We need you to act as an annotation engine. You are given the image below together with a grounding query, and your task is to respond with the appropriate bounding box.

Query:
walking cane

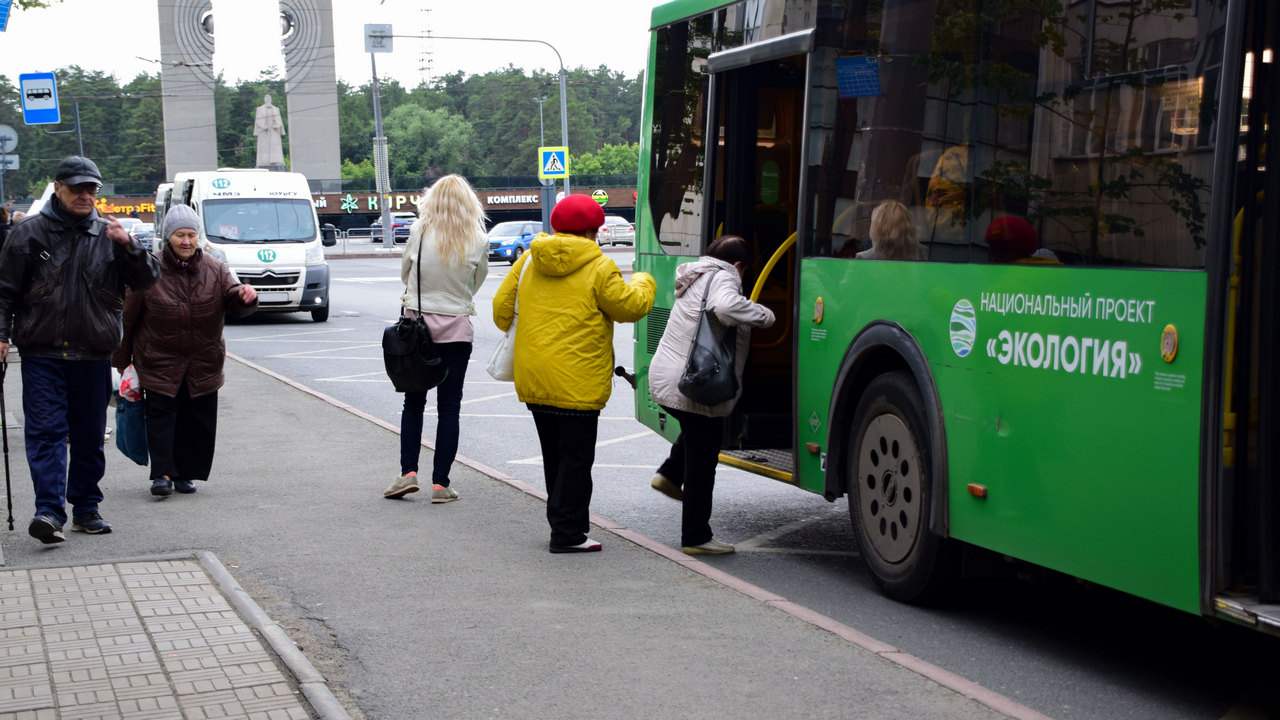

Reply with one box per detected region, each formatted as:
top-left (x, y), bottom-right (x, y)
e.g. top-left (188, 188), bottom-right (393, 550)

top-left (1, 358), bottom-right (12, 530)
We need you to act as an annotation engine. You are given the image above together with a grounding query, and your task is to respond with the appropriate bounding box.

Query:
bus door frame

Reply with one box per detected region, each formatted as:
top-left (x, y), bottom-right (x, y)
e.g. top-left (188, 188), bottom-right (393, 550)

top-left (703, 29), bottom-right (815, 459)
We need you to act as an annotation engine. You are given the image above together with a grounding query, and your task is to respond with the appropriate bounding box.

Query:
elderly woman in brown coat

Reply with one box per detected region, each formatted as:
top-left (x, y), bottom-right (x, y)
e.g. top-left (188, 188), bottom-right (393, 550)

top-left (112, 205), bottom-right (258, 497)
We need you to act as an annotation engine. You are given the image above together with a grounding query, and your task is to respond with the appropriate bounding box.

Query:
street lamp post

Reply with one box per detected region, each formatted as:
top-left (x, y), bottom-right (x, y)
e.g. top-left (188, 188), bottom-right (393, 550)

top-left (393, 34), bottom-right (571, 196)
top-left (534, 95), bottom-right (548, 146)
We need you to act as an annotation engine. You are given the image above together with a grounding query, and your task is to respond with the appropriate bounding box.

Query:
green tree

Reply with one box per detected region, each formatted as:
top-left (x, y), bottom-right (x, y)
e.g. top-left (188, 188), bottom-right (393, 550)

top-left (383, 104), bottom-right (473, 178)
top-left (341, 158), bottom-right (376, 179)
top-left (571, 143), bottom-right (640, 175)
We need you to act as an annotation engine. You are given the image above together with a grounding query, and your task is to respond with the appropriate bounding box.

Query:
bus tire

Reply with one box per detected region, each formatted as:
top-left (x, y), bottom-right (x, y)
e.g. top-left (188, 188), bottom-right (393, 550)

top-left (847, 370), bottom-right (948, 603)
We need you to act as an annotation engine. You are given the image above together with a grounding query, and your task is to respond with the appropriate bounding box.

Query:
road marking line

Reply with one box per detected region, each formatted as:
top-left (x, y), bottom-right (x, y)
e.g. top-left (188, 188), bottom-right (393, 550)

top-left (735, 512), bottom-right (846, 551)
top-left (461, 391), bottom-right (519, 405)
top-left (733, 547), bottom-right (860, 557)
top-left (510, 431), bottom-right (658, 464)
top-left (230, 328), bottom-right (355, 341)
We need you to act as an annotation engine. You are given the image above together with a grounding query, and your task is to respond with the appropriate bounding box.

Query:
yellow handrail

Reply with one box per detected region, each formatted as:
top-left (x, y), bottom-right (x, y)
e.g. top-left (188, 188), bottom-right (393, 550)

top-left (750, 231), bottom-right (797, 302)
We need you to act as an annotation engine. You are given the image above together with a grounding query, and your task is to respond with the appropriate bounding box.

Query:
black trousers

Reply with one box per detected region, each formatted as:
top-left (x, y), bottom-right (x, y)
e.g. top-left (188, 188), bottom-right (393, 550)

top-left (657, 406), bottom-right (724, 547)
top-left (145, 383), bottom-right (219, 483)
top-left (530, 406), bottom-right (599, 547)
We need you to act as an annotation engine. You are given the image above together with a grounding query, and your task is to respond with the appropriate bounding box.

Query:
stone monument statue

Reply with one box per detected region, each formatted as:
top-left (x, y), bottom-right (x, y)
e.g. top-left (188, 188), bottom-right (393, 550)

top-left (253, 94), bottom-right (287, 170)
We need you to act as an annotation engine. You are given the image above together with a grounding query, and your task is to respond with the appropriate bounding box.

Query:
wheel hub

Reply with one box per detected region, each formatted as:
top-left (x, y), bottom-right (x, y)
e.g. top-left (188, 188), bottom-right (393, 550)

top-left (856, 414), bottom-right (923, 564)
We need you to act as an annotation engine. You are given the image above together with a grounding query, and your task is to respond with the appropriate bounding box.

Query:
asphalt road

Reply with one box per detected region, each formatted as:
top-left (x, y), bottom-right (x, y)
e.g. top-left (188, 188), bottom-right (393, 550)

top-left (219, 246), bottom-right (1280, 720)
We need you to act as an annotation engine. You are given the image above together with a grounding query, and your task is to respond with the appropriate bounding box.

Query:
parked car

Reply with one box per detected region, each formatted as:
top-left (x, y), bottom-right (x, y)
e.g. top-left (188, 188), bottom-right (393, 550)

top-left (131, 222), bottom-right (155, 244)
top-left (370, 211), bottom-right (416, 243)
top-left (487, 220), bottom-right (542, 264)
top-left (116, 217), bottom-right (144, 237)
top-left (597, 215), bottom-right (635, 246)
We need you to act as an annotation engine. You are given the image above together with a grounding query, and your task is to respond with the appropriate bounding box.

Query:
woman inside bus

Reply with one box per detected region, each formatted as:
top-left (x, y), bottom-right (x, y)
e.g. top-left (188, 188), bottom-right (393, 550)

top-left (383, 175), bottom-right (490, 503)
top-left (647, 235), bottom-right (776, 555)
top-left (856, 200), bottom-right (927, 261)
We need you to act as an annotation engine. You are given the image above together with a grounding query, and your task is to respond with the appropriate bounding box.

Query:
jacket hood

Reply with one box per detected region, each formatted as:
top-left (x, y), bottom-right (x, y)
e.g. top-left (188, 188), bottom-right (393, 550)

top-left (529, 232), bottom-right (604, 277)
top-left (674, 256), bottom-right (738, 298)
top-left (40, 193), bottom-right (99, 231)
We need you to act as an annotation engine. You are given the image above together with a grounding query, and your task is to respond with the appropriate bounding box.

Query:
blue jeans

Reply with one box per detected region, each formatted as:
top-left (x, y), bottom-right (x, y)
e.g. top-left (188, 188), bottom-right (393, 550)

top-left (21, 357), bottom-right (111, 525)
top-left (399, 342), bottom-right (471, 486)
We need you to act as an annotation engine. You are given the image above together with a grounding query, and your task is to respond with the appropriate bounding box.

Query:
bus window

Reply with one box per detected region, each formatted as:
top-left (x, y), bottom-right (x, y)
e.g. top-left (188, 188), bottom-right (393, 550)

top-left (804, 0), bottom-right (1214, 268)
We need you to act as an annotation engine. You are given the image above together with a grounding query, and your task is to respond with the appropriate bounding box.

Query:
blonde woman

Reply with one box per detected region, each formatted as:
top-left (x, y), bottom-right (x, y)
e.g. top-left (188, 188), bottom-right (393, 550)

top-left (384, 175), bottom-right (489, 502)
top-left (856, 200), bottom-right (927, 261)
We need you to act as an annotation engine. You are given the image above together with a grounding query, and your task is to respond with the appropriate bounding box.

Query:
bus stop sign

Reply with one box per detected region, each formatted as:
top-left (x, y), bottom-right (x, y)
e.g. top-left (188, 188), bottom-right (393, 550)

top-left (19, 73), bottom-right (60, 125)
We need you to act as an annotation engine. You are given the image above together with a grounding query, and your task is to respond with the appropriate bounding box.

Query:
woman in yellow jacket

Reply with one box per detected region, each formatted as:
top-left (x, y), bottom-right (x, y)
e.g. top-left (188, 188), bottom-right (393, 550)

top-left (493, 195), bottom-right (655, 553)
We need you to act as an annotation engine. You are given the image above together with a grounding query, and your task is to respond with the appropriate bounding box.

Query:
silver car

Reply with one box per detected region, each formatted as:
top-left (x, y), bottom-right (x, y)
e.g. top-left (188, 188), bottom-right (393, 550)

top-left (597, 215), bottom-right (635, 246)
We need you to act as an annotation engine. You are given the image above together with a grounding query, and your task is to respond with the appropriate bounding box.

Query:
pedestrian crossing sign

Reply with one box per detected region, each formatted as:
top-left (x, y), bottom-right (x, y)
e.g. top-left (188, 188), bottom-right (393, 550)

top-left (538, 146), bottom-right (568, 180)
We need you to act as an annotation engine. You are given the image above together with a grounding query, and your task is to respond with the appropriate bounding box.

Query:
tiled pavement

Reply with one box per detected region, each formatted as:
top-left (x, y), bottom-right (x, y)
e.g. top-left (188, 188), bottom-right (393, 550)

top-left (0, 558), bottom-right (312, 720)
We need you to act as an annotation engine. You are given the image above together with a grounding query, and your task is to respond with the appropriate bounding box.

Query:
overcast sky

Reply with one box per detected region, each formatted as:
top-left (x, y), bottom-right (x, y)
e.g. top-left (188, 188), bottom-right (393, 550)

top-left (0, 0), bottom-right (663, 86)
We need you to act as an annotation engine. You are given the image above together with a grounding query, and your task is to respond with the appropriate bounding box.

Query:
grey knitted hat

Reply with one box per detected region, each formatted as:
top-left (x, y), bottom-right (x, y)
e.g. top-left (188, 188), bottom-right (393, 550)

top-left (163, 204), bottom-right (201, 240)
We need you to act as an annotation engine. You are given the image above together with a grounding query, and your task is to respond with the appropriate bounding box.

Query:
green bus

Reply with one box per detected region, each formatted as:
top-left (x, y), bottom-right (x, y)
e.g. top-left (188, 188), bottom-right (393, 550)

top-left (631, 0), bottom-right (1278, 633)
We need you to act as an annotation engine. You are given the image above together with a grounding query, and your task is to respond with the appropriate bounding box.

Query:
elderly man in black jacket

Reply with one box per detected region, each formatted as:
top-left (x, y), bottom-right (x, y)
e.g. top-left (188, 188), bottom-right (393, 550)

top-left (0, 156), bottom-right (161, 544)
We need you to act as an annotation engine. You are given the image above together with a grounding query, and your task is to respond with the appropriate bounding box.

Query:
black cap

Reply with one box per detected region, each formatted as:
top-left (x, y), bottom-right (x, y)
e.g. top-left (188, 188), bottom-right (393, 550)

top-left (55, 156), bottom-right (102, 187)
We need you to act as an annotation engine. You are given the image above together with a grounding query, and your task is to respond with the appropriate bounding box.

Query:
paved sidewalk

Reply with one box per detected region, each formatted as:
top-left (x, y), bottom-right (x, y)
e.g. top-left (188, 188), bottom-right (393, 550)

top-left (0, 350), bottom-right (1049, 720)
top-left (0, 557), bottom-right (312, 720)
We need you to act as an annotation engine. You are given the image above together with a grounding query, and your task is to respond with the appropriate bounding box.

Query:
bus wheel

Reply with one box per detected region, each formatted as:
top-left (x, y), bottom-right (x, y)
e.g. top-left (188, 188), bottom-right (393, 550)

top-left (847, 371), bottom-right (947, 603)
top-left (311, 305), bottom-right (330, 322)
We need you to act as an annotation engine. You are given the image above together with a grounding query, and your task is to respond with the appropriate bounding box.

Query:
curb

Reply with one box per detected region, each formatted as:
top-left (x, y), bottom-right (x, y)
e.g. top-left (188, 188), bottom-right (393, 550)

top-left (228, 352), bottom-right (1051, 720)
top-left (197, 550), bottom-right (352, 720)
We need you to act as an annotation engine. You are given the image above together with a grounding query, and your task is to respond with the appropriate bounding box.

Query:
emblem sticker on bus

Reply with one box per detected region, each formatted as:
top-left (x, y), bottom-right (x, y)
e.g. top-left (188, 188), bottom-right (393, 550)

top-left (949, 299), bottom-right (976, 357)
top-left (258, 249), bottom-right (276, 262)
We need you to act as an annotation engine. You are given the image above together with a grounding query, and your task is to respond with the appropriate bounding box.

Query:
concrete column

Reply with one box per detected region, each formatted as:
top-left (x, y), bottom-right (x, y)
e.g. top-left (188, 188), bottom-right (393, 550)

top-left (280, 0), bottom-right (342, 188)
top-left (158, 0), bottom-right (219, 179)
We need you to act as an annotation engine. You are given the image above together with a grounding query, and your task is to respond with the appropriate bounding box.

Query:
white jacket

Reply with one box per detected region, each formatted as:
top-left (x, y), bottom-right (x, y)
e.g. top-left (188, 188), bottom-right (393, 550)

top-left (648, 257), bottom-right (775, 417)
top-left (401, 227), bottom-right (489, 316)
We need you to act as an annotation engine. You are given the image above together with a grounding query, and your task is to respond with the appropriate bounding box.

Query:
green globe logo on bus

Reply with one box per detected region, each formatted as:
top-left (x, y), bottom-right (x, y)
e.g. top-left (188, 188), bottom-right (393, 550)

top-left (258, 249), bottom-right (276, 262)
top-left (949, 299), bottom-right (976, 357)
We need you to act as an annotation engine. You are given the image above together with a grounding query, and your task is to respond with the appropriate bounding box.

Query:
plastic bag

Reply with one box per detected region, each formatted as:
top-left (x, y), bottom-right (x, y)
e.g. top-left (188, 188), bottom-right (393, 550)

top-left (119, 364), bottom-right (143, 402)
top-left (115, 394), bottom-right (149, 466)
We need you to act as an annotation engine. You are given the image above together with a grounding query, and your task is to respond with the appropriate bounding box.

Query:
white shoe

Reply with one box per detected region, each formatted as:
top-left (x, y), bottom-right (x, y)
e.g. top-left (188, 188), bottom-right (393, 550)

top-left (431, 484), bottom-right (459, 503)
top-left (683, 538), bottom-right (735, 555)
top-left (384, 473), bottom-right (420, 499)
top-left (550, 537), bottom-right (602, 553)
top-left (651, 473), bottom-right (683, 501)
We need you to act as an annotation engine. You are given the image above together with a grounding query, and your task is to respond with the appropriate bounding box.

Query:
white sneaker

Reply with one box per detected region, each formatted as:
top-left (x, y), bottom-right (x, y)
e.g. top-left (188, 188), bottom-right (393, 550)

top-left (651, 473), bottom-right (684, 502)
top-left (683, 538), bottom-right (735, 555)
top-left (431, 484), bottom-right (459, 503)
top-left (384, 473), bottom-right (420, 499)
top-left (549, 537), bottom-right (602, 554)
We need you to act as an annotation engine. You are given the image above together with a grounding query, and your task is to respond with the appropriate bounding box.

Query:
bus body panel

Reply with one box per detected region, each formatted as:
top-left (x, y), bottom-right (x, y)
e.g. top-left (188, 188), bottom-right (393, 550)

top-left (798, 260), bottom-right (1205, 613)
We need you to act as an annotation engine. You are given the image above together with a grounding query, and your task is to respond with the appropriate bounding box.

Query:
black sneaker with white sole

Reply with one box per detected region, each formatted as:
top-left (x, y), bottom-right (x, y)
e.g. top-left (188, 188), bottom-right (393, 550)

top-left (28, 514), bottom-right (65, 544)
top-left (70, 511), bottom-right (113, 534)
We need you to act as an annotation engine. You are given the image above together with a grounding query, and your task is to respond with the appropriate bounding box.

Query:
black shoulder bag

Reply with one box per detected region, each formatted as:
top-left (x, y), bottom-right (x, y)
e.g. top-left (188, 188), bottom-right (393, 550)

top-left (382, 236), bottom-right (448, 393)
top-left (677, 269), bottom-right (739, 406)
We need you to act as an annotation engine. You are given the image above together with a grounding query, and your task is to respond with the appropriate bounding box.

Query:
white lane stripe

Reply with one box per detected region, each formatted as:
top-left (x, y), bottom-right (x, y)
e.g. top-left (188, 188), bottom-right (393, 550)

top-left (510, 430), bottom-right (656, 465)
top-left (230, 328), bottom-right (354, 341)
top-left (735, 513), bottom-right (842, 551)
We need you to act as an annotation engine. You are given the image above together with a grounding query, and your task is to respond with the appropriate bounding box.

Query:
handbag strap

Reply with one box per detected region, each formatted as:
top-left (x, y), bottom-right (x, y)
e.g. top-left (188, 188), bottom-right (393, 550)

top-left (513, 257), bottom-right (530, 319)
top-left (698, 268), bottom-right (720, 312)
top-left (416, 229), bottom-right (423, 315)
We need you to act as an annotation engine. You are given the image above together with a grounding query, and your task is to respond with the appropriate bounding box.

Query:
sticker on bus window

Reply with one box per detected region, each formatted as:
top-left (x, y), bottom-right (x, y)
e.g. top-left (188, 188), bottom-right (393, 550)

top-left (836, 56), bottom-right (882, 98)
top-left (217, 225), bottom-right (240, 239)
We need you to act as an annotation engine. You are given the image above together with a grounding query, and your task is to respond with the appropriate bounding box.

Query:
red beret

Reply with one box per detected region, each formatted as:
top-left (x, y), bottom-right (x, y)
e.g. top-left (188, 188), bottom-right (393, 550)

top-left (985, 216), bottom-right (1038, 259)
top-left (551, 194), bottom-right (606, 235)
